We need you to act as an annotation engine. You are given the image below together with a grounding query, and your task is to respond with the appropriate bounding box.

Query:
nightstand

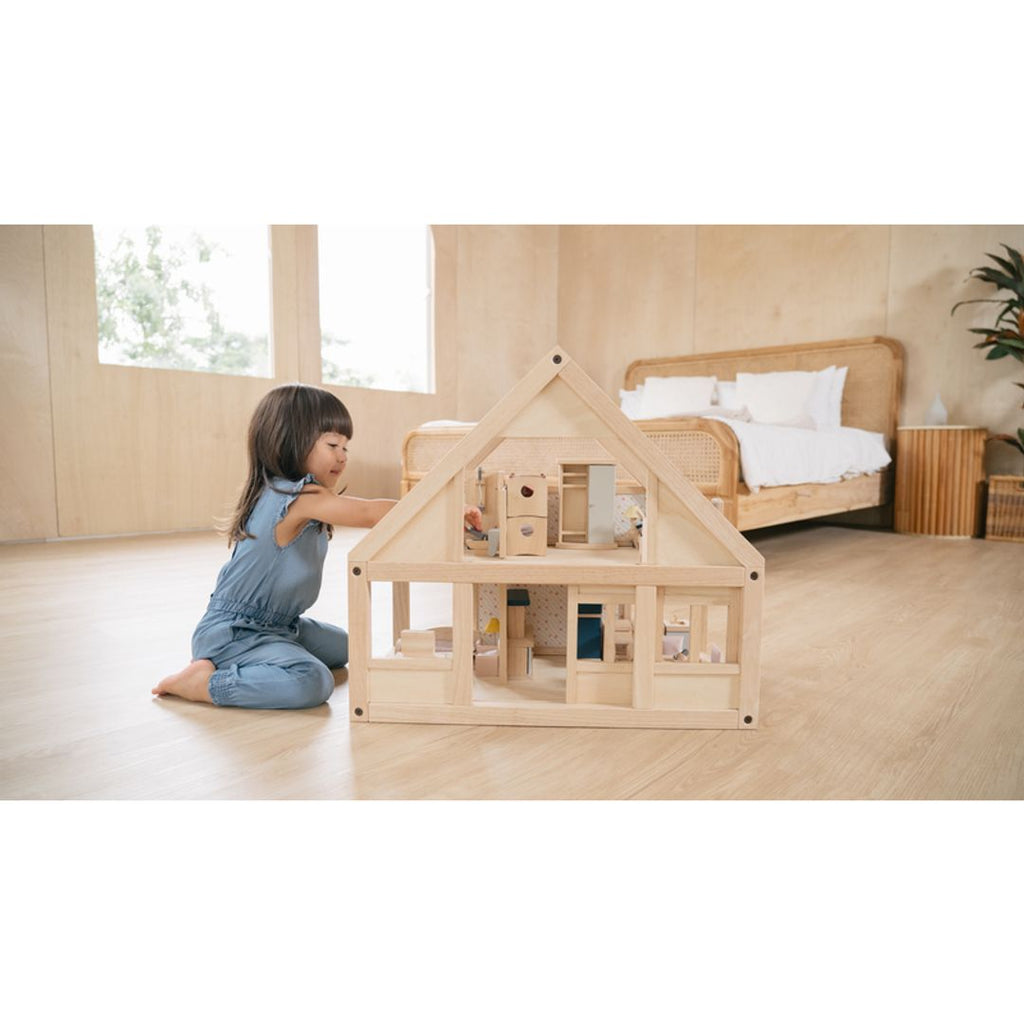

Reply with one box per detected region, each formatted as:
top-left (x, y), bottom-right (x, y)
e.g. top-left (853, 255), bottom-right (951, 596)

top-left (894, 426), bottom-right (987, 537)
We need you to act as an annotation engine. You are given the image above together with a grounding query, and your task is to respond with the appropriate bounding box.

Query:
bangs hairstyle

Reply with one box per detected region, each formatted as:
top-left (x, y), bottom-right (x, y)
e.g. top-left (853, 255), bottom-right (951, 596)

top-left (225, 383), bottom-right (353, 544)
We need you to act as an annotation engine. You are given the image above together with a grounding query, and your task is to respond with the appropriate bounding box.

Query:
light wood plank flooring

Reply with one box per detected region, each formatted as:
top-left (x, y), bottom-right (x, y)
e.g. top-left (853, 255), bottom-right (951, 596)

top-left (1, 523), bottom-right (1022, 799)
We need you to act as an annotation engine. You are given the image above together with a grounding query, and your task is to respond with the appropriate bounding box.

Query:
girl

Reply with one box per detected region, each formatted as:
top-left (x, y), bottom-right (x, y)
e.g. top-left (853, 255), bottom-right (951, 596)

top-left (153, 383), bottom-right (481, 709)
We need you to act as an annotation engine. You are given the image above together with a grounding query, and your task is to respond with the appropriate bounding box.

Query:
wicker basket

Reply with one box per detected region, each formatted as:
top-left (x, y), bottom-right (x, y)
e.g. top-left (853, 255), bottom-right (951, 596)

top-left (985, 476), bottom-right (1024, 542)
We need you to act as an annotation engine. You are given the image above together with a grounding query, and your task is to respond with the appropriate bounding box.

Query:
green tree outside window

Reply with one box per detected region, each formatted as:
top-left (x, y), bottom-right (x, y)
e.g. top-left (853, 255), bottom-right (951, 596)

top-left (94, 226), bottom-right (272, 377)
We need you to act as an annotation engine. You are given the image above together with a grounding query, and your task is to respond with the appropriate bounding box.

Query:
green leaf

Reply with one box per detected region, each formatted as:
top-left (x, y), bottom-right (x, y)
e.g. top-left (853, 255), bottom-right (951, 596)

top-left (970, 266), bottom-right (1024, 300)
top-left (951, 297), bottom-right (1004, 316)
top-left (1001, 244), bottom-right (1024, 277)
top-left (989, 431), bottom-right (1024, 452)
top-left (984, 252), bottom-right (1019, 277)
top-left (997, 298), bottom-right (1023, 320)
top-left (969, 328), bottom-right (1024, 346)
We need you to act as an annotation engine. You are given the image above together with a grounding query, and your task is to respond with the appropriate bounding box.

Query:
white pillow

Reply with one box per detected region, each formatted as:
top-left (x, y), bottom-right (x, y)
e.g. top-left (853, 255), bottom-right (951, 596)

top-left (715, 380), bottom-right (742, 411)
top-left (807, 365), bottom-right (848, 431)
top-left (804, 367), bottom-right (836, 430)
top-left (824, 365), bottom-right (848, 430)
top-left (619, 386), bottom-right (645, 419)
top-left (636, 375), bottom-right (717, 419)
top-left (736, 367), bottom-right (838, 430)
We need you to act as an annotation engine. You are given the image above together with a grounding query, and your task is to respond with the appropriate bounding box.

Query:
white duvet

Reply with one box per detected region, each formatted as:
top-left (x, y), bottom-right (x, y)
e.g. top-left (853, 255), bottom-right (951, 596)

top-left (706, 418), bottom-right (891, 492)
top-left (419, 418), bottom-right (892, 493)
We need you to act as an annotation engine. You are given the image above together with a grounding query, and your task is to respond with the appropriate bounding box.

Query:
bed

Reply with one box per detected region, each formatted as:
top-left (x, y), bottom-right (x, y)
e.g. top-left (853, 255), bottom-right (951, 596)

top-left (400, 336), bottom-right (904, 532)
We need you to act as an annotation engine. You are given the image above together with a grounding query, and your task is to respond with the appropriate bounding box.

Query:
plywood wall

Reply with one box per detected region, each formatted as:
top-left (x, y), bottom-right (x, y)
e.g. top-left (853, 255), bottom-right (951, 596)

top-left (0, 227), bottom-right (58, 539)
top-left (3, 222), bottom-right (1023, 541)
top-left (555, 224), bottom-right (1024, 476)
top-left (889, 225), bottom-right (1024, 476)
top-left (693, 225), bottom-right (892, 349)
top-left (557, 225), bottom-right (697, 398)
top-left (452, 225), bottom-right (559, 420)
top-left (0, 225), bottom-right (451, 542)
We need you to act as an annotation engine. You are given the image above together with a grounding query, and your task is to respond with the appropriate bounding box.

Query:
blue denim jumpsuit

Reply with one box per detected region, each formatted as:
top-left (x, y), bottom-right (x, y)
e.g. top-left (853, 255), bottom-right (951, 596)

top-left (191, 474), bottom-right (348, 709)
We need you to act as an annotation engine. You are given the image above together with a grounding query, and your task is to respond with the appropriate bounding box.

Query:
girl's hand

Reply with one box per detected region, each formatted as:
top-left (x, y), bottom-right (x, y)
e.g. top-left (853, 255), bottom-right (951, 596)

top-left (463, 506), bottom-right (483, 532)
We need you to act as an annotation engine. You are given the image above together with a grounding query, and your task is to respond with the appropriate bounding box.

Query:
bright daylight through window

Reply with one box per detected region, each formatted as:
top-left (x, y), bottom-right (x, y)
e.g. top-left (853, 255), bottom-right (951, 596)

top-left (93, 226), bottom-right (272, 377)
top-left (318, 226), bottom-right (434, 392)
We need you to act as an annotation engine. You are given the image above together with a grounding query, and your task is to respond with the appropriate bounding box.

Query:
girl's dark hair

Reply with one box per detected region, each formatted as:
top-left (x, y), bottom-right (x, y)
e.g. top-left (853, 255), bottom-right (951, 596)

top-left (225, 383), bottom-right (353, 544)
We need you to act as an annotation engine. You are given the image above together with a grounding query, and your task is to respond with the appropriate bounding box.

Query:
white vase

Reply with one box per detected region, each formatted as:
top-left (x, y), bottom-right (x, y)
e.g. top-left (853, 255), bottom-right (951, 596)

top-left (925, 393), bottom-right (948, 426)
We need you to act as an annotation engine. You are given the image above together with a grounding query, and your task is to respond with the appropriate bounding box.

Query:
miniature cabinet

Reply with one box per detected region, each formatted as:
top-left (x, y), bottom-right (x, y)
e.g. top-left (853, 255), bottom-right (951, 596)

top-left (557, 462), bottom-right (616, 548)
top-left (499, 473), bottom-right (548, 557)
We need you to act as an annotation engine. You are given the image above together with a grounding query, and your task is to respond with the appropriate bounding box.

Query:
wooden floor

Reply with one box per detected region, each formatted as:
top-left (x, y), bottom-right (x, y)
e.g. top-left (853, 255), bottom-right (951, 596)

top-left (1, 521), bottom-right (1022, 799)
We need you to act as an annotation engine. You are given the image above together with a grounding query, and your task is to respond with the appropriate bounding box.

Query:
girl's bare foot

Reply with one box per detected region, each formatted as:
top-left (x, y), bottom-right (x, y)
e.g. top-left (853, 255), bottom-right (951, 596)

top-left (152, 659), bottom-right (216, 703)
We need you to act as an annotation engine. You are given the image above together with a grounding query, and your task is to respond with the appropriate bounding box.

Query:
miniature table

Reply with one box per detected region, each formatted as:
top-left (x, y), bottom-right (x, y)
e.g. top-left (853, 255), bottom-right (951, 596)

top-left (894, 426), bottom-right (987, 537)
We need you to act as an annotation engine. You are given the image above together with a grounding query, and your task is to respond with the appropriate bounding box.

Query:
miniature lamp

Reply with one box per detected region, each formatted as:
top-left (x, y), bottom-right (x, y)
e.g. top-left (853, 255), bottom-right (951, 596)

top-left (484, 617), bottom-right (501, 644)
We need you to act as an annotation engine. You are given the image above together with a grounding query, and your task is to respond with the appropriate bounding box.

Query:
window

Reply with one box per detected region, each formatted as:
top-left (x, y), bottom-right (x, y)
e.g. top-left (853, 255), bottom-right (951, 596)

top-left (317, 226), bottom-right (434, 392)
top-left (93, 225), bottom-right (272, 377)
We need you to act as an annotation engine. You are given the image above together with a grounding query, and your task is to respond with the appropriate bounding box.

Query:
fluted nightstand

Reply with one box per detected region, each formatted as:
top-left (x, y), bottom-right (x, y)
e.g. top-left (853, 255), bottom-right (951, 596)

top-left (894, 426), bottom-right (987, 537)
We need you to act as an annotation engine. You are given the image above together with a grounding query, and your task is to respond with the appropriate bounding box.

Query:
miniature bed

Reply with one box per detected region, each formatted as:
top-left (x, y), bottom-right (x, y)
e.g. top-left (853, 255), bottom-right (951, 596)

top-left (401, 336), bottom-right (904, 532)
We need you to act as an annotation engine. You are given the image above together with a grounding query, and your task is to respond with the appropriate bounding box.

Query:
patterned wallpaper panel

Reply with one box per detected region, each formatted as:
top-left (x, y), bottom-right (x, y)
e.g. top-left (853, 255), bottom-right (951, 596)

top-left (478, 583), bottom-right (568, 648)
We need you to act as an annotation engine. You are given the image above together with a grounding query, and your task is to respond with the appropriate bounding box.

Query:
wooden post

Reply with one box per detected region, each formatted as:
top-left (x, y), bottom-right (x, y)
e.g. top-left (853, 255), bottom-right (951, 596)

top-left (392, 581), bottom-right (410, 648)
top-left (348, 561), bottom-right (371, 722)
top-left (498, 583), bottom-right (508, 685)
top-left (566, 585), bottom-right (579, 703)
top-left (452, 583), bottom-right (474, 705)
top-left (688, 605), bottom-right (708, 663)
top-left (633, 586), bottom-right (656, 709)
top-left (737, 573), bottom-right (763, 728)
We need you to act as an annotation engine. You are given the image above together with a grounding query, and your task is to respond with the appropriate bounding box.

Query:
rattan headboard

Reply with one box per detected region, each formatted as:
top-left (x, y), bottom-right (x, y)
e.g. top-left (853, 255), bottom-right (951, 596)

top-left (624, 336), bottom-right (904, 445)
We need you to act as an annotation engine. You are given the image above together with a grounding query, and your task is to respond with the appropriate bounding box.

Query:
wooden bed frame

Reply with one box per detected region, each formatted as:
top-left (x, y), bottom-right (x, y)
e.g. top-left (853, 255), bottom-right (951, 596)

top-left (401, 336), bottom-right (904, 532)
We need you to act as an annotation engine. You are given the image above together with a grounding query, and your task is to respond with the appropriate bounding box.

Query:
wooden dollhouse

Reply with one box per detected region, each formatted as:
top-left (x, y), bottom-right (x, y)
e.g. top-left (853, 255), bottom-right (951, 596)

top-left (347, 347), bottom-right (765, 729)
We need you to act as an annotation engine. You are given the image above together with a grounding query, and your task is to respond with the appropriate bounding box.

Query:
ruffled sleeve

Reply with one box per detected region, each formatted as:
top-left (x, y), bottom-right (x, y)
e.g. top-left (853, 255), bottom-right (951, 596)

top-left (274, 473), bottom-right (318, 525)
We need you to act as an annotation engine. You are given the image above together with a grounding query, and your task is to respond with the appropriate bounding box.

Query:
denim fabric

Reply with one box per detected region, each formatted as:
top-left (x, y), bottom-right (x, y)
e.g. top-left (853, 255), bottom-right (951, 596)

top-left (190, 476), bottom-right (347, 709)
top-left (194, 611), bottom-right (348, 709)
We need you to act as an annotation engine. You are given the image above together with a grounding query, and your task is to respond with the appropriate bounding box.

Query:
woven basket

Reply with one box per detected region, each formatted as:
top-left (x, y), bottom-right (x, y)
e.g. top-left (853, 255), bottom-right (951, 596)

top-left (985, 476), bottom-right (1024, 542)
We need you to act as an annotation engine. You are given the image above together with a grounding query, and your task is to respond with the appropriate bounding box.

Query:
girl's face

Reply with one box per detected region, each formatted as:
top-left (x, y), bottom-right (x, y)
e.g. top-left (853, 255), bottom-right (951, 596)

top-left (305, 432), bottom-right (349, 486)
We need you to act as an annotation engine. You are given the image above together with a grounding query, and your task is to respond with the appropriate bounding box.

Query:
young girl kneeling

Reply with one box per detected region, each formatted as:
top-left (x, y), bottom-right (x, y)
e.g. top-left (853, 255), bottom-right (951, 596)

top-left (153, 383), bottom-right (480, 709)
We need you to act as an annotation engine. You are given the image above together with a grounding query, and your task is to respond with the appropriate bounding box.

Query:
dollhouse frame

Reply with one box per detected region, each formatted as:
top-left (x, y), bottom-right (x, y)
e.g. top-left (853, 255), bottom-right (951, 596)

top-left (347, 347), bottom-right (765, 729)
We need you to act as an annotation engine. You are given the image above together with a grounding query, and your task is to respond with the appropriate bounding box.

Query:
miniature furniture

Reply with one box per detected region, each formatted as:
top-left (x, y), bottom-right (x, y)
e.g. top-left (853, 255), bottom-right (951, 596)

top-left (349, 347), bottom-right (765, 730)
top-left (399, 630), bottom-right (437, 658)
top-left (557, 462), bottom-right (616, 548)
top-left (894, 426), bottom-right (987, 537)
top-left (576, 603), bottom-right (603, 659)
top-left (663, 617), bottom-right (689, 659)
top-left (506, 588), bottom-right (534, 676)
top-left (610, 605), bottom-right (634, 660)
top-left (499, 473), bottom-right (548, 557)
top-left (400, 336), bottom-right (904, 531)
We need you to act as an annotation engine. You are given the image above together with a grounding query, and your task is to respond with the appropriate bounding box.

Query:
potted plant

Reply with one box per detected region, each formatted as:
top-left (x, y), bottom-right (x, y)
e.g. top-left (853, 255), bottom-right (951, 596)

top-left (951, 242), bottom-right (1024, 539)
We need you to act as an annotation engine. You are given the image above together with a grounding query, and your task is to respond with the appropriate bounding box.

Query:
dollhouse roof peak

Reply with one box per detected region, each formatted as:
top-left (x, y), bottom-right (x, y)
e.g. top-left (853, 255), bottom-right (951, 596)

top-left (350, 346), bottom-right (763, 569)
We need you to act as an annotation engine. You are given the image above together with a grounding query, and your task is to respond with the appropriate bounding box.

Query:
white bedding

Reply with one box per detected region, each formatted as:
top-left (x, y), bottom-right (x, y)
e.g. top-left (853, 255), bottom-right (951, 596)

top-left (705, 417), bottom-right (891, 492)
top-left (418, 418), bottom-right (892, 493)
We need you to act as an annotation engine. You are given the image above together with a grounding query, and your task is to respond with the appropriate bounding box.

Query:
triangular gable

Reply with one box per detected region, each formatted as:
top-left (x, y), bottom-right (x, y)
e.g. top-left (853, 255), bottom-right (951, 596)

top-left (351, 349), bottom-right (565, 563)
top-left (553, 357), bottom-right (762, 568)
top-left (351, 347), bottom-right (763, 570)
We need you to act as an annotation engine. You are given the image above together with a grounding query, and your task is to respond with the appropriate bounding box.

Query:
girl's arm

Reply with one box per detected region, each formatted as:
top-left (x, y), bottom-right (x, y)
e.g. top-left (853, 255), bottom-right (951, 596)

top-left (292, 486), bottom-right (397, 529)
top-left (286, 485), bottom-right (483, 533)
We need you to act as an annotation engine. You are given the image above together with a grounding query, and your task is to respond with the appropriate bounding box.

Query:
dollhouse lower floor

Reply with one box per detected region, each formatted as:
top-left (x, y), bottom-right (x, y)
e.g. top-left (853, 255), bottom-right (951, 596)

top-left (358, 574), bottom-right (756, 729)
